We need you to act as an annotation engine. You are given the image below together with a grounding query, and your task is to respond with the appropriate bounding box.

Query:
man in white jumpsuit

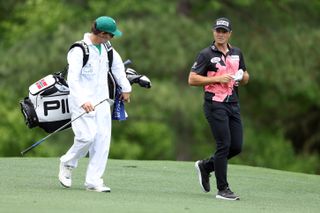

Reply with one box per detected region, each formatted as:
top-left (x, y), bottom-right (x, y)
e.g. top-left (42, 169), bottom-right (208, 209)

top-left (59, 16), bottom-right (131, 192)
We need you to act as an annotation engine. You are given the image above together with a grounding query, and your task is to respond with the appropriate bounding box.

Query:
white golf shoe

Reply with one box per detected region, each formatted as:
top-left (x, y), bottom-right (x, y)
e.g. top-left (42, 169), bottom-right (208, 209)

top-left (58, 162), bottom-right (73, 188)
top-left (86, 185), bottom-right (111, 193)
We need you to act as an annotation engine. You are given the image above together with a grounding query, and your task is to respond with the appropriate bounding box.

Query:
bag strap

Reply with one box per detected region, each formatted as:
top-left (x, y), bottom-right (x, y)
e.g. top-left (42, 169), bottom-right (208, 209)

top-left (63, 41), bottom-right (113, 76)
top-left (63, 40), bottom-right (116, 99)
top-left (69, 40), bottom-right (90, 67)
top-left (61, 41), bottom-right (90, 77)
top-left (103, 41), bottom-right (116, 99)
top-left (103, 41), bottom-right (113, 72)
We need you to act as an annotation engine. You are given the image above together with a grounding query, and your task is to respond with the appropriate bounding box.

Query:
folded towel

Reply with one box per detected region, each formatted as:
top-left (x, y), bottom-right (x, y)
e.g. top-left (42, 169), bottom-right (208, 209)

top-left (233, 69), bottom-right (244, 81)
top-left (112, 85), bottom-right (127, 120)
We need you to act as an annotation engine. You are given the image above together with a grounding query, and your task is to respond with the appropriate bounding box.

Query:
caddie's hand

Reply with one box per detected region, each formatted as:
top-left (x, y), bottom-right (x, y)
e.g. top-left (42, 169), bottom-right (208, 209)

top-left (120, 92), bottom-right (131, 103)
top-left (218, 74), bottom-right (234, 83)
top-left (82, 102), bottom-right (94, 113)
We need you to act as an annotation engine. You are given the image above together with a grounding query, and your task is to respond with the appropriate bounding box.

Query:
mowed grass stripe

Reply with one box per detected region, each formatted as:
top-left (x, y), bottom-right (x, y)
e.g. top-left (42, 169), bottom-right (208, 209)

top-left (0, 158), bottom-right (319, 213)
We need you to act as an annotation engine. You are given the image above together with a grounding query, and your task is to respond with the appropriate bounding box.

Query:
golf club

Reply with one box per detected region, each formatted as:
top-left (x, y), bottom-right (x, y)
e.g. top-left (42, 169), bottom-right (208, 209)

top-left (123, 59), bottom-right (132, 66)
top-left (20, 98), bottom-right (113, 156)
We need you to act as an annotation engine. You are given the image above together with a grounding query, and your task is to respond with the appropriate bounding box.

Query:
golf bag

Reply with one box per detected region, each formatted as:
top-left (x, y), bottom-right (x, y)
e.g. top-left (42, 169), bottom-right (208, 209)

top-left (20, 41), bottom-right (151, 133)
top-left (20, 73), bottom-right (71, 133)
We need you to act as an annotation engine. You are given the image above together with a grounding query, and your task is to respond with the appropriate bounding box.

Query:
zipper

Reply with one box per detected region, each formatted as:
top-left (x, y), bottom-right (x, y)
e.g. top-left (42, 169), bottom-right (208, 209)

top-left (40, 93), bottom-right (69, 98)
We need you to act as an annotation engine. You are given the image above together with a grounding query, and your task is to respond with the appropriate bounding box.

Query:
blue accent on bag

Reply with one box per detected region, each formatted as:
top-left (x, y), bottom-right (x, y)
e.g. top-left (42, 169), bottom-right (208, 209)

top-left (112, 86), bottom-right (127, 120)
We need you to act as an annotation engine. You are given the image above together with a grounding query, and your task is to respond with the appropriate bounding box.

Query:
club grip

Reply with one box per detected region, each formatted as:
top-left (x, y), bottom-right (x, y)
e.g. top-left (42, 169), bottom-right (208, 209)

top-left (123, 59), bottom-right (132, 66)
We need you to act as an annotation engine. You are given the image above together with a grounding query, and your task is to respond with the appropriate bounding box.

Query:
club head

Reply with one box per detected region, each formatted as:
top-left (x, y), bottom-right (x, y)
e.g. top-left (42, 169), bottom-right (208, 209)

top-left (106, 99), bottom-right (114, 106)
top-left (126, 68), bottom-right (138, 76)
top-left (125, 68), bottom-right (151, 88)
top-left (127, 74), bottom-right (141, 84)
top-left (138, 76), bottom-right (152, 88)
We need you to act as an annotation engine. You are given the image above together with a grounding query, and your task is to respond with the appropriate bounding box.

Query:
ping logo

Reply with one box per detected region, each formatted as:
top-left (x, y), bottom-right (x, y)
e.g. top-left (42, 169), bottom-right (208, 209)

top-left (43, 99), bottom-right (70, 116)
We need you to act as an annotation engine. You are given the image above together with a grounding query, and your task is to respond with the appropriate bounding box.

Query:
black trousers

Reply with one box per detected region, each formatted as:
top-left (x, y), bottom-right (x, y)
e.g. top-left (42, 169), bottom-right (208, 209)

top-left (203, 100), bottom-right (243, 191)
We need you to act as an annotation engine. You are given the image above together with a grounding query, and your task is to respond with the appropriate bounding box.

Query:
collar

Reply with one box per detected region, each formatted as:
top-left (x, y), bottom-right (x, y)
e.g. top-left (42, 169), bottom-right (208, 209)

top-left (211, 41), bottom-right (232, 52)
top-left (83, 33), bottom-right (93, 45)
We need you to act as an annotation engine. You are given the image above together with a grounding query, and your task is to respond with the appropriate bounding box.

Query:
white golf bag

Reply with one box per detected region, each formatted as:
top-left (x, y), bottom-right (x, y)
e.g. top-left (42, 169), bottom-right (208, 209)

top-left (20, 65), bottom-right (151, 133)
top-left (20, 73), bottom-right (71, 133)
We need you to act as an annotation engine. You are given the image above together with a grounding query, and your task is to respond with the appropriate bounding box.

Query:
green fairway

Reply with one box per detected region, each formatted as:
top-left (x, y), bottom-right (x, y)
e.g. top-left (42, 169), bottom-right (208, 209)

top-left (0, 158), bottom-right (319, 213)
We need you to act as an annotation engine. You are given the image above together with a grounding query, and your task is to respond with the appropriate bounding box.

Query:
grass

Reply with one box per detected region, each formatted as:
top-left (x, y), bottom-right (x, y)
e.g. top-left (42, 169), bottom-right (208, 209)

top-left (0, 158), bottom-right (319, 213)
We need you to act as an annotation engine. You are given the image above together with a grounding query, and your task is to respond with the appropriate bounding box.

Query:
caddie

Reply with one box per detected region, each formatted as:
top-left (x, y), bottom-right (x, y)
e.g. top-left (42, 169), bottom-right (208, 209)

top-left (58, 16), bottom-right (131, 192)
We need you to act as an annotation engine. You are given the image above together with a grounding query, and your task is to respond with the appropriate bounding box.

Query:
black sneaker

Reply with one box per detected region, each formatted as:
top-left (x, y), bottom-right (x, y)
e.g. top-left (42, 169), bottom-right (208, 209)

top-left (216, 187), bottom-right (240, 201)
top-left (195, 160), bottom-right (211, 192)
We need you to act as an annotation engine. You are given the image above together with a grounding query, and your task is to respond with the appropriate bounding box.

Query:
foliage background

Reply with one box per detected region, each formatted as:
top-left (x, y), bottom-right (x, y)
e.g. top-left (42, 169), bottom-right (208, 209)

top-left (0, 0), bottom-right (319, 174)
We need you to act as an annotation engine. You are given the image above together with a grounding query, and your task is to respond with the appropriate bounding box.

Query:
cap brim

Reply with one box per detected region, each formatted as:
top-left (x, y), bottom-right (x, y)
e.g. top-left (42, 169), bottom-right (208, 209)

top-left (112, 29), bottom-right (122, 37)
top-left (214, 26), bottom-right (231, 32)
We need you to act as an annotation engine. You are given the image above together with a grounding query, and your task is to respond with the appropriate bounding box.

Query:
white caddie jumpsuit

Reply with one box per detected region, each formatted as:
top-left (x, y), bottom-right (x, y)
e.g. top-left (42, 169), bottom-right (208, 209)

top-left (60, 33), bottom-right (131, 188)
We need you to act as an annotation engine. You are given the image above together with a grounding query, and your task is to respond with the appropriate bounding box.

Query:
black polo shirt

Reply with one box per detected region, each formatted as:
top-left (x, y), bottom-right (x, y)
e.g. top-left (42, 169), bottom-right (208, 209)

top-left (191, 42), bottom-right (246, 103)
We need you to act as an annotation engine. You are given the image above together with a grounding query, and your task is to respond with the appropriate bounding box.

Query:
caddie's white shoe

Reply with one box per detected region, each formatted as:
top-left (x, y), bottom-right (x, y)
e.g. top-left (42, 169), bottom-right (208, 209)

top-left (86, 185), bottom-right (111, 193)
top-left (58, 162), bottom-right (73, 188)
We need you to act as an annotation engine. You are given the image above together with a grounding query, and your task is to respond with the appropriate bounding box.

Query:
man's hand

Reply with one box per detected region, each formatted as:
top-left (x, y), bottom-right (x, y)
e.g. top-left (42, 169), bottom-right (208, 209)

top-left (217, 74), bottom-right (234, 83)
top-left (239, 71), bottom-right (249, 85)
top-left (120, 92), bottom-right (131, 103)
top-left (81, 102), bottom-right (94, 113)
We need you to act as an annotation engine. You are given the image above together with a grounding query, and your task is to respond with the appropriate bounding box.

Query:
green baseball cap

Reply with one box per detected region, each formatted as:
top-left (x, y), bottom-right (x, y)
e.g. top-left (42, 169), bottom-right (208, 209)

top-left (95, 16), bottom-right (122, 37)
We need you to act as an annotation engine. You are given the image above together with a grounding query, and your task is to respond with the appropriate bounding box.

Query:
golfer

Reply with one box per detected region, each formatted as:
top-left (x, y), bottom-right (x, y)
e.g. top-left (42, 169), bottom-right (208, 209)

top-left (188, 17), bottom-right (249, 200)
top-left (58, 16), bottom-right (131, 192)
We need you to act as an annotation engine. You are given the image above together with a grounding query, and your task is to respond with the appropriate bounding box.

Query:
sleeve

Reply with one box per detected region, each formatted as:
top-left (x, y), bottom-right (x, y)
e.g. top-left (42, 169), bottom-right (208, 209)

top-left (191, 52), bottom-right (209, 76)
top-left (66, 47), bottom-right (87, 107)
top-left (110, 49), bottom-right (132, 93)
top-left (239, 51), bottom-right (247, 71)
